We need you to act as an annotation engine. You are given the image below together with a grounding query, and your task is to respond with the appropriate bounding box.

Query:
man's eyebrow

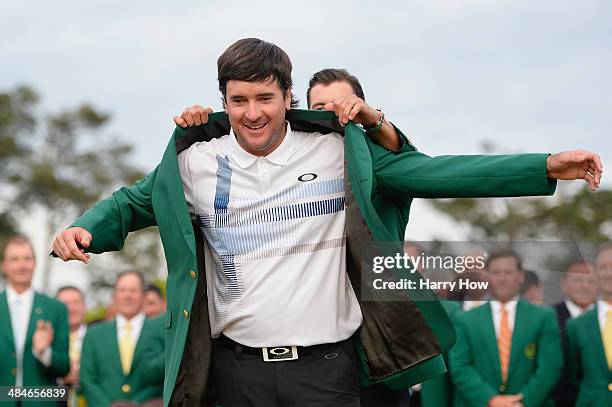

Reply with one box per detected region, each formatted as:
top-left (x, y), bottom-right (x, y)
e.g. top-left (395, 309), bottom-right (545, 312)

top-left (257, 92), bottom-right (276, 98)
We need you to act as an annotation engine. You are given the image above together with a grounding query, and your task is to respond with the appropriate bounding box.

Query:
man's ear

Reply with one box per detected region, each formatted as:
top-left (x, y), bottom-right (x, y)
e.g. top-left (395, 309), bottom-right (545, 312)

top-left (221, 96), bottom-right (227, 111)
top-left (284, 88), bottom-right (292, 110)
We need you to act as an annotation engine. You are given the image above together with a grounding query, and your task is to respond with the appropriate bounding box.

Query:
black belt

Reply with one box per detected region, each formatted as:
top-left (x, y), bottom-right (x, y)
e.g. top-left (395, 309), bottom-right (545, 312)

top-left (218, 334), bottom-right (345, 360)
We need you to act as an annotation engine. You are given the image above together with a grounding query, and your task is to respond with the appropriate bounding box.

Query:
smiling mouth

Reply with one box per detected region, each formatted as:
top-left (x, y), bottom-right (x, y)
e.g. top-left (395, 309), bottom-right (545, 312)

top-left (245, 123), bottom-right (267, 131)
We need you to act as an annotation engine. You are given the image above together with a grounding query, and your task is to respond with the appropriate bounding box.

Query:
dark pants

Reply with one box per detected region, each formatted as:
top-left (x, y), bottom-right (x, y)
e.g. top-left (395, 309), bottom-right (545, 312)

top-left (213, 338), bottom-right (360, 407)
top-left (360, 384), bottom-right (411, 407)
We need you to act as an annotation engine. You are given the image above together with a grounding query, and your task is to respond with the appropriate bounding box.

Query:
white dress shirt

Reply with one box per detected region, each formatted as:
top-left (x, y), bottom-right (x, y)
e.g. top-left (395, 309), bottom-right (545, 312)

top-left (463, 300), bottom-right (486, 312)
top-left (565, 299), bottom-right (593, 319)
top-left (6, 285), bottom-right (51, 386)
top-left (115, 312), bottom-right (146, 347)
top-left (597, 299), bottom-right (612, 332)
top-left (490, 297), bottom-right (519, 338)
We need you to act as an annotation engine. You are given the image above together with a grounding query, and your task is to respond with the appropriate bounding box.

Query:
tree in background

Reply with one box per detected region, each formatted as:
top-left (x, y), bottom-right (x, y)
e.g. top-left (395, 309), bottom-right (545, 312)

top-left (0, 86), bottom-right (38, 241)
top-left (1, 85), bottom-right (164, 296)
top-left (429, 141), bottom-right (611, 242)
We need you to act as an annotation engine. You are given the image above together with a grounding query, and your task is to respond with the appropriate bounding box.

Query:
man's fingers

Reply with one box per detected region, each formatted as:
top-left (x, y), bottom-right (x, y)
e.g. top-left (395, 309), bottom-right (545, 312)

top-left (67, 236), bottom-right (89, 263)
top-left (323, 102), bottom-right (336, 112)
top-left (584, 172), bottom-right (598, 191)
top-left (54, 237), bottom-right (72, 261)
top-left (79, 230), bottom-right (92, 248)
top-left (348, 103), bottom-right (362, 122)
top-left (173, 116), bottom-right (188, 128)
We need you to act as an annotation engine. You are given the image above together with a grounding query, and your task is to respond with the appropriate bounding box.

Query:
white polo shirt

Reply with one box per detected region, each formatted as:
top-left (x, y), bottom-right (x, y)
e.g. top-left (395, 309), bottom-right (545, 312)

top-left (178, 122), bottom-right (363, 347)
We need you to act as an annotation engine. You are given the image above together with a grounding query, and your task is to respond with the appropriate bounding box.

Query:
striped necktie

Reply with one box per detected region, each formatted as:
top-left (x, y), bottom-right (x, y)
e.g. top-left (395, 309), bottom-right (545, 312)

top-left (498, 304), bottom-right (512, 383)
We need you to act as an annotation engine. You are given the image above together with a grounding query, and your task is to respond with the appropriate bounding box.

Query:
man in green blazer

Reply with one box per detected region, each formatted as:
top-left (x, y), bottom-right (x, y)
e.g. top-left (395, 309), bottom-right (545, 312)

top-left (450, 250), bottom-right (563, 407)
top-left (0, 235), bottom-right (70, 407)
top-left (566, 243), bottom-right (612, 407)
top-left (80, 271), bottom-right (163, 406)
top-left (52, 38), bottom-right (601, 406)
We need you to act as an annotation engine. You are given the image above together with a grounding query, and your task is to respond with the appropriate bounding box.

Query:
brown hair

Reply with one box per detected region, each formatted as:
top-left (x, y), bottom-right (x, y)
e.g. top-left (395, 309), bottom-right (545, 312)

top-left (114, 270), bottom-right (145, 292)
top-left (1, 235), bottom-right (35, 262)
top-left (306, 68), bottom-right (366, 108)
top-left (485, 249), bottom-right (523, 271)
top-left (217, 38), bottom-right (298, 108)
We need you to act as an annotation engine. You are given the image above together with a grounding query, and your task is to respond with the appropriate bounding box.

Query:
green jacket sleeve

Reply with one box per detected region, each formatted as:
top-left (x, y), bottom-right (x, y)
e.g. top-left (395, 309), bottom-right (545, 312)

top-left (519, 308), bottom-right (563, 407)
top-left (79, 330), bottom-right (111, 406)
top-left (48, 301), bottom-right (70, 377)
top-left (372, 149), bottom-right (557, 199)
top-left (449, 314), bottom-right (498, 406)
top-left (72, 166), bottom-right (159, 254)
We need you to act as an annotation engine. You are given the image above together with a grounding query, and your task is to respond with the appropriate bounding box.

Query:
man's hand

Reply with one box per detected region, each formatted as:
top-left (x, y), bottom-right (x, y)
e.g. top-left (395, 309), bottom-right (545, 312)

top-left (173, 105), bottom-right (213, 128)
top-left (63, 360), bottom-right (80, 385)
top-left (546, 150), bottom-right (603, 191)
top-left (52, 227), bottom-right (92, 263)
top-left (33, 320), bottom-right (54, 356)
top-left (323, 96), bottom-right (401, 151)
top-left (488, 394), bottom-right (524, 407)
top-left (323, 95), bottom-right (380, 126)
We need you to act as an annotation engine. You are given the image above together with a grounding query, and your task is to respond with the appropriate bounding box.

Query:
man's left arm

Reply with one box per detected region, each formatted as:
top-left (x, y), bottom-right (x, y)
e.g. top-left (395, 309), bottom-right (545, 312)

top-left (372, 145), bottom-right (601, 198)
top-left (517, 309), bottom-right (563, 407)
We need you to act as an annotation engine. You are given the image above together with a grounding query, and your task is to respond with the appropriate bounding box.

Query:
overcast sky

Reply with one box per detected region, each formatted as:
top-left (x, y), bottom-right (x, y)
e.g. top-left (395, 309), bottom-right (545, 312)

top-left (1, 1), bottom-right (610, 292)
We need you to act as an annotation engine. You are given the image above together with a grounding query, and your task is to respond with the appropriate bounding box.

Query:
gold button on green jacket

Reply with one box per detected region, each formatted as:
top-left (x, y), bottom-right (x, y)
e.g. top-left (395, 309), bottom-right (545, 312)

top-left (69, 109), bottom-right (556, 406)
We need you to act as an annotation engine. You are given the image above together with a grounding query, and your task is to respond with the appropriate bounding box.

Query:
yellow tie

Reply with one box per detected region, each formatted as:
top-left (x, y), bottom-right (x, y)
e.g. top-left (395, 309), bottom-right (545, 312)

top-left (498, 305), bottom-right (512, 383)
top-left (69, 331), bottom-right (79, 363)
top-left (119, 321), bottom-right (134, 375)
top-left (603, 310), bottom-right (612, 369)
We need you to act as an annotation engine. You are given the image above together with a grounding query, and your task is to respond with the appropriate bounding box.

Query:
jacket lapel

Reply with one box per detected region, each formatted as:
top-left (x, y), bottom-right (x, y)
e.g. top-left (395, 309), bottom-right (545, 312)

top-left (507, 300), bottom-right (528, 382)
top-left (109, 320), bottom-right (124, 376)
top-left (481, 303), bottom-right (502, 383)
top-left (0, 292), bottom-right (15, 352)
top-left (130, 318), bottom-right (148, 374)
top-left (24, 293), bottom-right (44, 350)
top-left (588, 306), bottom-right (610, 375)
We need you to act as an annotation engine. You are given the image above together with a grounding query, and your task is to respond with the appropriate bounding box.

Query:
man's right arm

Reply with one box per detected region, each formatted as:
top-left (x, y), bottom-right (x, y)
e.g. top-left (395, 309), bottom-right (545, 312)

top-left (53, 166), bottom-right (159, 261)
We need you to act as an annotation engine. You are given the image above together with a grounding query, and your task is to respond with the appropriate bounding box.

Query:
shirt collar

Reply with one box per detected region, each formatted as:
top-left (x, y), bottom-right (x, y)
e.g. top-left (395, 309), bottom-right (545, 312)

top-left (116, 312), bottom-right (145, 330)
top-left (229, 121), bottom-right (294, 169)
top-left (6, 285), bottom-right (34, 305)
top-left (565, 299), bottom-right (592, 318)
top-left (597, 299), bottom-right (612, 322)
top-left (490, 296), bottom-right (519, 313)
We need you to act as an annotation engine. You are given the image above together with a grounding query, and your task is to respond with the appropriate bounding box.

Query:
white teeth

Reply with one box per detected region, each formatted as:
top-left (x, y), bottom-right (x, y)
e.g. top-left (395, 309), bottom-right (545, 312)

top-left (246, 123), bottom-right (266, 130)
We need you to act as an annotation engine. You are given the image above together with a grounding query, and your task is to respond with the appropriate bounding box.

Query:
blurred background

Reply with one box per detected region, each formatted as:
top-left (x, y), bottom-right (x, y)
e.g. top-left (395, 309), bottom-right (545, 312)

top-left (1, 0), bottom-right (610, 316)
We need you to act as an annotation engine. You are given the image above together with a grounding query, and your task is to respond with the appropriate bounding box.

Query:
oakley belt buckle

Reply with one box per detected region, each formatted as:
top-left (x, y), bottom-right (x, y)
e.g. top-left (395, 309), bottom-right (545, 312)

top-left (262, 346), bottom-right (298, 362)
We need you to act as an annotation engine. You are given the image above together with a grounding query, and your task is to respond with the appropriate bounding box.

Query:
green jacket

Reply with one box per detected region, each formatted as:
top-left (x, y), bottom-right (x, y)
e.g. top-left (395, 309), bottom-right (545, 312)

top-left (70, 110), bottom-right (556, 406)
top-left (140, 313), bottom-right (166, 387)
top-left (449, 300), bottom-right (562, 407)
top-left (0, 291), bottom-right (70, 407)
top-left (80, 318), bottom-right (163, 405)
top-left (566, 306), bottom-right (612, 407)
top-left (420, 300), bottom-right (462, 407)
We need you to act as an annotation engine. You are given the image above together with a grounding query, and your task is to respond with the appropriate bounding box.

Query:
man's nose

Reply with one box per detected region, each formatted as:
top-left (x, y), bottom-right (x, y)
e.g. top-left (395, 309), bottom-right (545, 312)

top-left (245, 102), bottom-right (262, 122)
